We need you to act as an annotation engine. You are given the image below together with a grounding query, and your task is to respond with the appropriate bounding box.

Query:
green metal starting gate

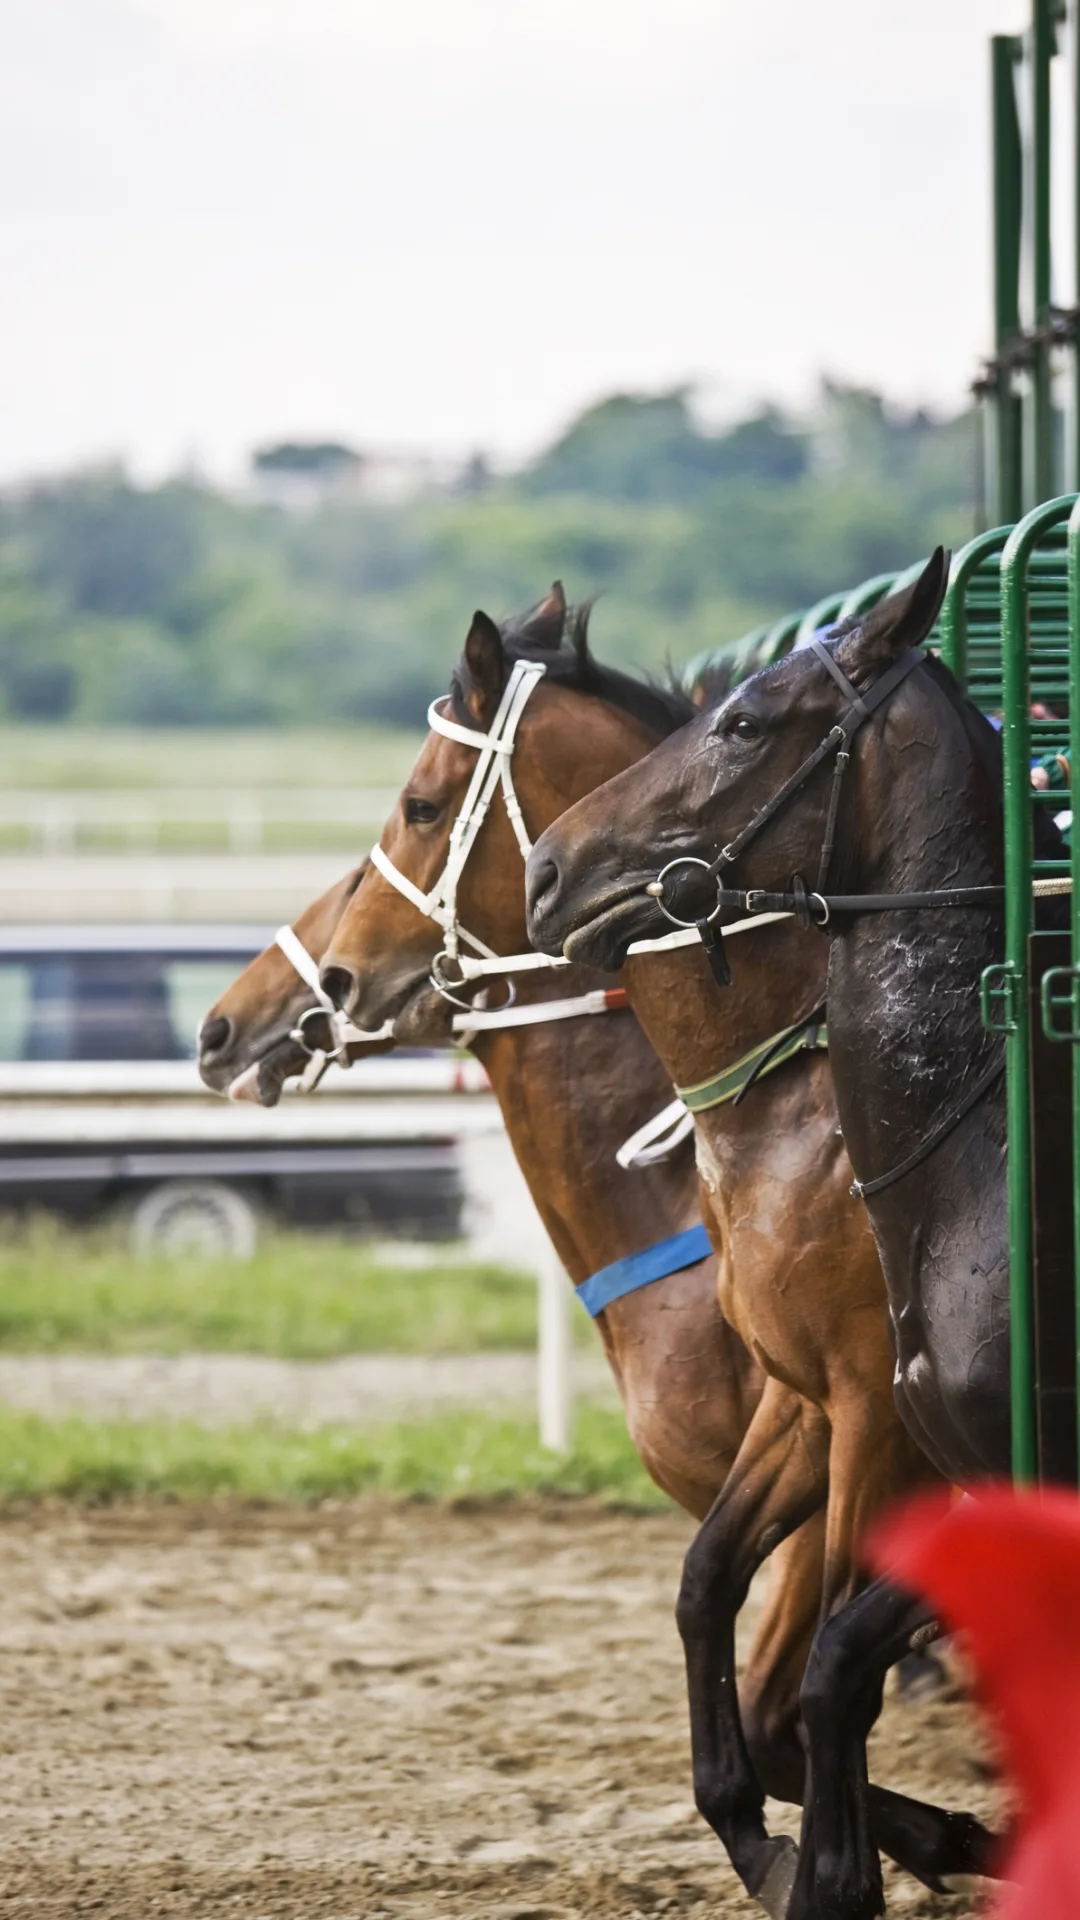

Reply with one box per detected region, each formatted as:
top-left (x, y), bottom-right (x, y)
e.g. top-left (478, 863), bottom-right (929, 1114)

top-left (980, 2), bottom-right (1080, 525)
top-left (947, 503), bottom-right (1074, 1485)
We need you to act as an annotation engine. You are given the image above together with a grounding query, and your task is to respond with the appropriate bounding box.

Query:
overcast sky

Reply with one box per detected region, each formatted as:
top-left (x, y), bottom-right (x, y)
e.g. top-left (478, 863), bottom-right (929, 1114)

top-left (1, 0), bottom-right (1042, 482)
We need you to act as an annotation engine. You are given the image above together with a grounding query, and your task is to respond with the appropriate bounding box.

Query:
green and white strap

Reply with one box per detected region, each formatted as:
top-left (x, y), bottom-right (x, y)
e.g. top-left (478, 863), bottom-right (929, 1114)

top-left (676, 1011), bottom-right (827, 1113)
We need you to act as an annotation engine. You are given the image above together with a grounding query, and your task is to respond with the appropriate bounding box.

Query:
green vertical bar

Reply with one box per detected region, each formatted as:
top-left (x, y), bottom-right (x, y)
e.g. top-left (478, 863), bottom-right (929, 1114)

top-left (1074, 0), bottom-right (1080, 488)
top-left (938, 528), bottom-right (1012, 689)
top-left (1031, 0), bottom-right (1056, 504)
top-left (1068, 496), bottom-right (1080, 1476)
top-left (1000, 496), bottom-right (1073, 1481)
top-left (993, 35), bottom-right (1024, 522)
top-left (1000, 515), bottom-right (1036, 1480)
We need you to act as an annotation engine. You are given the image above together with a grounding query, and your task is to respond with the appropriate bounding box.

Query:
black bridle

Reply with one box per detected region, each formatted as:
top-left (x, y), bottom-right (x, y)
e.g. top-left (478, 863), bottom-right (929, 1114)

top-left (646, 638), bottom-right (1003, 985)
top-left (645, 635), bottom-right (1007, 1198)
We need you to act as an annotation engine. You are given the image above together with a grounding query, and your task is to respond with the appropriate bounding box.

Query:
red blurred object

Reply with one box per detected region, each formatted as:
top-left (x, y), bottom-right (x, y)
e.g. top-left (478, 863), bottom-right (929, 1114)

top-left (866, 1485), bottom-right (1080, 1920)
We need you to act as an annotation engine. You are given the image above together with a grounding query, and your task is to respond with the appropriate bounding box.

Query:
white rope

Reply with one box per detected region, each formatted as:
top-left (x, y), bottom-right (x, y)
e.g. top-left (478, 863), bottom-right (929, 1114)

top-left (451, 987), bottom-right (625, 1033)
top-left (626, 909), bottom-right (792, 955)
top-left (616, 1098), bottom-right (694, 1169)
top-left (455, 947), bottom-right (570, 979)
top-left (451, 908), bottom-right (793, 980)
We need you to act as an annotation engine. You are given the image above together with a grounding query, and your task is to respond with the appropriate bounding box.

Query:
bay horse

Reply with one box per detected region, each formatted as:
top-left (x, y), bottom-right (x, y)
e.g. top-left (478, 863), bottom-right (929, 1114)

top-left (198, 865), bottom-right (389, 1106)
top-left (523, 554), bottom-right (1024, 1918)
top-left (196, 602), bottom-right (832, 1846)
top-left (201, 859), bottom-right (778, 1517)
top-left (316, 589), bottom-right (991, 1910)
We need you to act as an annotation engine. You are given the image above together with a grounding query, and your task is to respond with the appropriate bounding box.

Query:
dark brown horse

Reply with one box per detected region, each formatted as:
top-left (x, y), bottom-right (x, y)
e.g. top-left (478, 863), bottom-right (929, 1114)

top-left (318, 593), bottom-right (988, 1911)
top-left (524, 556), bottom-right (1016, 1918)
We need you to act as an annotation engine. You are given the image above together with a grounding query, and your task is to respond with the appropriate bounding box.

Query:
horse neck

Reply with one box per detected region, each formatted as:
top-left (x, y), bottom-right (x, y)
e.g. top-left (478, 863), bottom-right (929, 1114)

top-left (471, 983), bottom-right (701, 1286)
top-left (825, 682), bottom-right (1004, 1175)
top-left (622, 917), bottom-right (829, 1093)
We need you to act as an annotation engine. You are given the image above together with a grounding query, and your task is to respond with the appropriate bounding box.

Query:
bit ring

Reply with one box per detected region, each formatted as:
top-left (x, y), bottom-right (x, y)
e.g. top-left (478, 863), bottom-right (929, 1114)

top-left (645, 857), bottom-right (723, 930)
top-left (290, 1004), bottom-right (345, 1060)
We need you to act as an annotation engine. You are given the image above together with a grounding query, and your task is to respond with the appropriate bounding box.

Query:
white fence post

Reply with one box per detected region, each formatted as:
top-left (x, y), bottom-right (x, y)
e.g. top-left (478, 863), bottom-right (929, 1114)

top-left (537, 1238), bottom-right (573, 1453)
top-left (41, 800), bottom-right (74, 855)
top-left (228, 799), bottom-right (264, 854)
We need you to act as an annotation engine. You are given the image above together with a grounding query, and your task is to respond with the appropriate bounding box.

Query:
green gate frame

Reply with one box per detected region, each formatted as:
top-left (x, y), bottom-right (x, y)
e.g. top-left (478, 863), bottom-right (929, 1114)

top-left (981, 1), bottom-right (1079, 525)
top-left (695, 506), bottom-right (1078, 1487)
top-left (966, 496), bottom-right (1075, 1481)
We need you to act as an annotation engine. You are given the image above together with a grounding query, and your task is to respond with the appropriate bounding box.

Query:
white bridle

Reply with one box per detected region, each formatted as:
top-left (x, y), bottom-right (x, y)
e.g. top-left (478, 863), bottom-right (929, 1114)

top-left (269, 659), bottom-right (795, 1163)
top-left (273, 922), bottom-right (392, 1089)
top-left (369, 658), bottom-right (548, 994)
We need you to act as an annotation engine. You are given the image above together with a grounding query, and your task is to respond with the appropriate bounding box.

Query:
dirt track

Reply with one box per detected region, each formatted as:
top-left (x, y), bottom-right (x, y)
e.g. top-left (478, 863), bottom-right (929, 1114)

top-left (0, 1500), bottom-right (996, 1919)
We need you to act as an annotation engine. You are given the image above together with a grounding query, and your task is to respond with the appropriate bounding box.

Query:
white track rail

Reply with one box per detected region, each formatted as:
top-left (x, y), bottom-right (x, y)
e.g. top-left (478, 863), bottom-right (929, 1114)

top-left (0, 1055), bottom-right (577, 1454)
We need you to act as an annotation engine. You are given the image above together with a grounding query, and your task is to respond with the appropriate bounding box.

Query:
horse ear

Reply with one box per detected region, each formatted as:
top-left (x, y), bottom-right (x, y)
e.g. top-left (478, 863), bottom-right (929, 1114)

top-left (515, 581), bottom-right (567, 652)
top-left (834, 548), bottom-right (950, 681)
top-left (463, 610), bottom-right (507, 725)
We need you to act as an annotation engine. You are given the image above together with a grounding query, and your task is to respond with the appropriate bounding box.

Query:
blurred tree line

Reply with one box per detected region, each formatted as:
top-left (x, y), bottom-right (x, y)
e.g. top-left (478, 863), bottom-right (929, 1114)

top-left (0, 382), bottom-right (975, 728)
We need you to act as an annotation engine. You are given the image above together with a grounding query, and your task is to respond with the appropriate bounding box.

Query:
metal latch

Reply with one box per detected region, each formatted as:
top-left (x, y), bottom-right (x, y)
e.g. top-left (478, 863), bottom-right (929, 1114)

top-left (980, 962), bottom-right (1022, 1034)
top-left (1041, 964), bottom-right (1080, 1042)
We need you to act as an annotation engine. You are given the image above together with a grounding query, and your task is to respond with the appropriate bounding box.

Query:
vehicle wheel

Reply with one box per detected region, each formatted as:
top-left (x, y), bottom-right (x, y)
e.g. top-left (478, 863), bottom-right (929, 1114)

top-left (130, 1180), bottom-right (260, 1258)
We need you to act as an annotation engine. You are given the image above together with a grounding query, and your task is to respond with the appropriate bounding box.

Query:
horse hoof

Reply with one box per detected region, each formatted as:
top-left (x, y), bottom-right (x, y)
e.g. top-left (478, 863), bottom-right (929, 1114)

top-left (754, 1835), bottom-right (798, 1920)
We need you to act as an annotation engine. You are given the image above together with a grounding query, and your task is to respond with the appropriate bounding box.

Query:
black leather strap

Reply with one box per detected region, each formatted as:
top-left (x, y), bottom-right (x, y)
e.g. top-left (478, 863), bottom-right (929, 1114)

top-left (807, 635), bottom-right (870, 721)
top-left (849, 1053), bottom-right (1005, 1200)
top-left (817, 887), bottom-right (1004, 915)
top-left (704, 648), bottom-right (925, 881)
top-left (729, 883), bottom-right (1004, 923)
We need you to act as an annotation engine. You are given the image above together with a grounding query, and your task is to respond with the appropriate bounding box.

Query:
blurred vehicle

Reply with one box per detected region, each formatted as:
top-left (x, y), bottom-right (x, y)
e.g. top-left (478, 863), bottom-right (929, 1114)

top-left (0, 926), bottom-right (489, 1254)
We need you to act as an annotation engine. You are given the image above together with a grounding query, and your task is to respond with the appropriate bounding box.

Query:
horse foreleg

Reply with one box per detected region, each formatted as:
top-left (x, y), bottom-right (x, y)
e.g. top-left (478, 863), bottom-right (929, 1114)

top-left (741, 1508), bottom-right (995, 1896)
top-left (675, 1378), bottom-right (829, 1916)
top-left (739, 1513), bottom-right (824, 1806)
top-left (786, 1409), bottom-right (998, 1920)
top-left (780, 1574), bottom-right (941, 1920)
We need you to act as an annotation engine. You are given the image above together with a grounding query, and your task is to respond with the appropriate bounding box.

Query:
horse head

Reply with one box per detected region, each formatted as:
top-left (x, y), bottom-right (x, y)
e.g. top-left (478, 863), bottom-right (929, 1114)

top-left (319, 583), bottom-right (687, 1040)
top-left (196, 863), bottom-right (391, 1105)
top-left (526, 551), bottom-right (952, 969)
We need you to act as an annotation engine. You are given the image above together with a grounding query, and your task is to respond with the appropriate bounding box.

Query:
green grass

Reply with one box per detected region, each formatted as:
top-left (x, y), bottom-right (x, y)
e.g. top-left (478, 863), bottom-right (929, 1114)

top-left (0, 1402), bottom-right (665, 1505)
top-left (0, 1221), bottom-right (557, 1358)
top-left (0, 725), bottom-right (423, 791)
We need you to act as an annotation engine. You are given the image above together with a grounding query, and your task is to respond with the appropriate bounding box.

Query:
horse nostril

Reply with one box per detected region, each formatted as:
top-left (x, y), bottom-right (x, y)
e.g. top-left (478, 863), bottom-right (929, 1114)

top-left (526, 854), bottom-right (562, 922)
top-left (319, 965), bottom-right (356, 1013)
top-left (200, 1015), bottom-right (231, 1057)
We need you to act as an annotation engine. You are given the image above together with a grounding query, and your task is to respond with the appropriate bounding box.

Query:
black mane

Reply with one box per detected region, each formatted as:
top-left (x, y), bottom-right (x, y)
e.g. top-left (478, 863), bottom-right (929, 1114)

top-left (450, 597), bottom-right (696, 739)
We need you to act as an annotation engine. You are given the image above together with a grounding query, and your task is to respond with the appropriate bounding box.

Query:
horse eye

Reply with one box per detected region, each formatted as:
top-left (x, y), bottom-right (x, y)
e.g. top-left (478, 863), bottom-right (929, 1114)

top-left (731, 715), bottom-right (762, 743)
top-left (404, 796), bottom-right (441, 826)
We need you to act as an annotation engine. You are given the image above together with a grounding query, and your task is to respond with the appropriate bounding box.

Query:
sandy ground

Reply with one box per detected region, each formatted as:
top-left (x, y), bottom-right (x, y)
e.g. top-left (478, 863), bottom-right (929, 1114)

top-left (0, 1499), bottom-right (997, 1920)
top-left (0, 1352), bottom-right (614, 1426)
